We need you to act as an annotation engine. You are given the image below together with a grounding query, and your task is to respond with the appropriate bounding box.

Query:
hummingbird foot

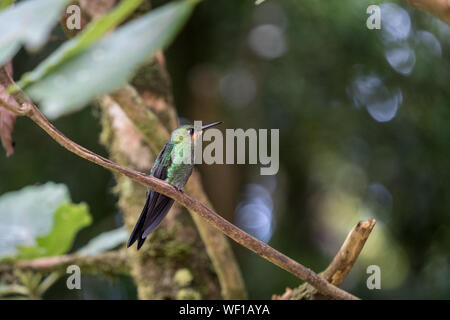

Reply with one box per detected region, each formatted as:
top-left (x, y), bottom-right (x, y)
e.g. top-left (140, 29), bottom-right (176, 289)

top-left (172, 184), bottom-right (184, 192)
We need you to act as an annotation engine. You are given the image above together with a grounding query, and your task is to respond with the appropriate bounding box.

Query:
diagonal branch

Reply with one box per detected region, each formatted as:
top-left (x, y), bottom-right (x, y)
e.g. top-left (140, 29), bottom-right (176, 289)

top-left (0, 93), bottom-right (359, 300)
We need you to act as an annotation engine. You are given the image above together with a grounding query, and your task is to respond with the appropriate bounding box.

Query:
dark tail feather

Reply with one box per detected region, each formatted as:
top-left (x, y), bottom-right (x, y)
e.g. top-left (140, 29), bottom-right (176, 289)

top-left (127, 190), bottom-right (175, 250)
top-left (141, 197), bottom-right (174, 238)
top-left (136, 236), bottom-right (146, 250)
top-left (127, 193), bottom-right (151, 248)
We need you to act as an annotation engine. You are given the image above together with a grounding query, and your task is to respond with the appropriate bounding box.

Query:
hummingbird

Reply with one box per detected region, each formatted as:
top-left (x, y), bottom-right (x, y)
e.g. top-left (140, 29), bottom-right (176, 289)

top-left (127, 121), bottom-right (223, 250)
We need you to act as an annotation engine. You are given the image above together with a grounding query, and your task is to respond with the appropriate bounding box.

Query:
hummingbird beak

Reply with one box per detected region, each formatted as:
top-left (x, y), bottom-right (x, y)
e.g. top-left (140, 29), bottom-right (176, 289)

top-left (192, 121), bottom-right (223, 141)
top-left (201, 121), bottom-right (223, 131)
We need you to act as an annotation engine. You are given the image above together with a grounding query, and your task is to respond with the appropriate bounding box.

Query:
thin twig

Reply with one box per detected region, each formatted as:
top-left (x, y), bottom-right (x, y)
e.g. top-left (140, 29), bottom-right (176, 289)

top-left (0, 95), bottom-right (358, 300)
top-left (321, 219), bottom-right (376, 285)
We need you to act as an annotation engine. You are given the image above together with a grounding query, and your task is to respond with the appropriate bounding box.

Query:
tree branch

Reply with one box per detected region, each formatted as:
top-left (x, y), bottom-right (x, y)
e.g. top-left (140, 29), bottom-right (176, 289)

top-left (273, 219), bottom-right (376, 300)
top-left (0, 92), bottom-right (359, 300)
top-left (0, 251), bottom-right (129, 275)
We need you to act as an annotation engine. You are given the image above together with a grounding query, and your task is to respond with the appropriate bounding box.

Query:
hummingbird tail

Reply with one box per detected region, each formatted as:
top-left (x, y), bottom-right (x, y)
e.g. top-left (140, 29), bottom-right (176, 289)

top-left (127, 190), bottom-right (175, 250)
top-left (141, 196), bottom-right (174, 238)
top-left (136, 236), bottom-right (146, 250)
top-left (127, 192), bottom-right (151, 248)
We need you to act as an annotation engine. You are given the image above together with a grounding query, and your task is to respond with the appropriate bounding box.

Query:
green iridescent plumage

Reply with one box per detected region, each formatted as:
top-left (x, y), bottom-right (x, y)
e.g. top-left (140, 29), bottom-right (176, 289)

top-left (127, 122), bottom-right (222, 250)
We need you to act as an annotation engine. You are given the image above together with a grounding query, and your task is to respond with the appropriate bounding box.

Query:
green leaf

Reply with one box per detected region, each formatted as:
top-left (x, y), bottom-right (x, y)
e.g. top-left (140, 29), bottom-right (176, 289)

top-left (0, 0), bottom-right (70, 66)
top-left (77, 227), bottom-right (128, 256)
top-left (0, 182), bottom-right (92, 260)
top-left (17, 0), bottom-right (143, 89)
top-left (25, 0), bottom-right (195, 119)
top-left (0, 182), bottom-right (70, 259)
top-left (14, 202), bottom-right (92, 259)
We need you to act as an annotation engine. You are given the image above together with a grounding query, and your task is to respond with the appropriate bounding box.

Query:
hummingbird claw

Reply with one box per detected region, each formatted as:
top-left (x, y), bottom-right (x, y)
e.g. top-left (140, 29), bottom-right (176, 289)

top-left (172, 184), bottom-right (184, 192)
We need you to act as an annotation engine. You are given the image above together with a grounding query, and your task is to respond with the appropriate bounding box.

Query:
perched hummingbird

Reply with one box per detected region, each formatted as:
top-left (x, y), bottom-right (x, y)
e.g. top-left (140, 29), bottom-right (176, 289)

top-left (127, 121), bottom-right (222, 250)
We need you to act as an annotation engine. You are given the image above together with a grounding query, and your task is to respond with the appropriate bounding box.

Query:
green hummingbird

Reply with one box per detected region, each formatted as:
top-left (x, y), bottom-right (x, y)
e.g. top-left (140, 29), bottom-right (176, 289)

top-left (127, 121), bottom-right (223, 250)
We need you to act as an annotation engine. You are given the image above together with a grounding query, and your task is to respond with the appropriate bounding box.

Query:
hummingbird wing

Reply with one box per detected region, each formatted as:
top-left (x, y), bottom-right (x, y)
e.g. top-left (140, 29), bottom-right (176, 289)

top-left (127, 143), bottom-right (175, 249)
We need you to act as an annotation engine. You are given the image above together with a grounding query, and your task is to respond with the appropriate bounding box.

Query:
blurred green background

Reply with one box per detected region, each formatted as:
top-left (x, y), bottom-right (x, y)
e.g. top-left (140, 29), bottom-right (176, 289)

top-left (1, 0), bottom-right (450, 299)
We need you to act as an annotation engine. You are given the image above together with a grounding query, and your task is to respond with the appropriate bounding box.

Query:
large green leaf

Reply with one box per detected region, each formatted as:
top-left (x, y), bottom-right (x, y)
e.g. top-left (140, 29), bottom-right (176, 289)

top-left (0, 182), bottom-right (92, 260)
top-left (25, 0), bottom-right (195, 119)
top-left (0, 182), bottom-right (69, 259)
top-left (14, 203), bottom-right (92, 259)
top-left (17, 0), bottom-right (143, 89)
top-left (0, 0), bottom-right (70, 66)
top-left (77, 227), bottom-right (128, 256)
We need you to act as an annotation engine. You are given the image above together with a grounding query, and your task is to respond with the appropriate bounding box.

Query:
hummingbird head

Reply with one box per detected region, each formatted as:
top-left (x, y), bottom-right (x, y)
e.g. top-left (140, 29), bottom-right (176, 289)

top-left (170, 121), bottom-right (223, 145)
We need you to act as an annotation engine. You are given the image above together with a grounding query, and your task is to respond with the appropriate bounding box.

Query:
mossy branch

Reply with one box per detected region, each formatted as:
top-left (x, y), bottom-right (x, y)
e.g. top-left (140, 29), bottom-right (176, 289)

top-left (0, 251), bottom-right (130, 275)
